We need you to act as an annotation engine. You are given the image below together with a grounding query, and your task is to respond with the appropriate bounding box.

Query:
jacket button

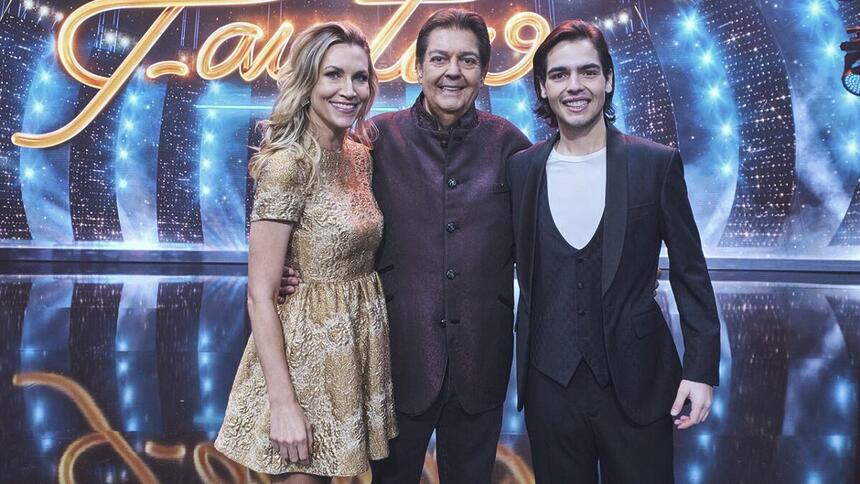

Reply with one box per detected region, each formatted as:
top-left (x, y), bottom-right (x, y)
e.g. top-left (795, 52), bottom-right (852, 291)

top-left (577, 309), bottom-right (586, 316)
top-left (446, 222), bottom-right (458, 233)
top-left (446, 269), bottom-right (456, 280)
top-left (577, 282), bottom-right (584, 289)
top-left (441, 139), bottom-right (448, 148)
top-left (440, 319), bottom-right (447, 327)
top-left (447, 178), bottom-right (458, 189)
top-left (577, 257), bottom-right (585, 264)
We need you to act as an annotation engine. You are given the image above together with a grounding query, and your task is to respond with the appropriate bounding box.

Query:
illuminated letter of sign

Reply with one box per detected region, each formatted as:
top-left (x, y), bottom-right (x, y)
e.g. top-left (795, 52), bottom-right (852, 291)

top-left (11, 0), bottom-right (276, 149)
top-left (485, 12), bottom-right (550, 86)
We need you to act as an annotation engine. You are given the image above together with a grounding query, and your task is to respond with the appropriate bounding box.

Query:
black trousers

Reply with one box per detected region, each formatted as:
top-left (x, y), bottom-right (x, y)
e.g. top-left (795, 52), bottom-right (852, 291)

top-left (371, 368), bottom-right (503, 484)
top-left (524, 363), bottom-right (674, 484)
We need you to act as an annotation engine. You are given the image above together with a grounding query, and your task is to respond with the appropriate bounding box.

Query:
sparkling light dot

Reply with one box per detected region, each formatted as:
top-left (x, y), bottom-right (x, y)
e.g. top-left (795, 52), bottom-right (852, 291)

top-left (720, 122), bottom-right (733, 136)
top-left (123, 120), bottom-right (134, 131)
top-left (38, 5), bottom-right (49, 16)
top-left (119, 36), bottom-right (130, 48)
top-left (23, 0), bottom-right (34, 10)
top-left (682, 15), bottom-right (698, 32)
top-left (618, 12), bottom-right (629, 23)
top-left (603, 18), bottom-right (614, 30)
top-left (708, 86), bottom-right (721, 100)
top-left (701, 51), bottom-right (713, 66)
top-left (201, 185), bottom-right (211, 195)
top-left (118, 178), bottom-right (128, 189)
top-left (119, 148), bottom-right (129, 159)
top-left (203, 132), bottom-right (214, 143)
top-left (33, 101), bottom-right (44, 113)
top-left (809, 1), bottom-right (822, 16)
top-left (23, 168), bottom-right (36, 179)
top-left (39, 71), bottom-right (50, 82)
top-left (201, 158), bottom-right (212, 169)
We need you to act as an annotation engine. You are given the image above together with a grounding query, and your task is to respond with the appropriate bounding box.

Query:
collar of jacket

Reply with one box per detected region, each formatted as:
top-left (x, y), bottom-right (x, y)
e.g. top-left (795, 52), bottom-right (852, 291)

top-left (410, 92), bottom-right (479, 133)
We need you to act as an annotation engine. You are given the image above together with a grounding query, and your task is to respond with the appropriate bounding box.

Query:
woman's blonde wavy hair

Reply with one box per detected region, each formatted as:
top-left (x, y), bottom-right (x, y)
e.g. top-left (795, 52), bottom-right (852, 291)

top-left (249, 21), bottom-right (378, 181)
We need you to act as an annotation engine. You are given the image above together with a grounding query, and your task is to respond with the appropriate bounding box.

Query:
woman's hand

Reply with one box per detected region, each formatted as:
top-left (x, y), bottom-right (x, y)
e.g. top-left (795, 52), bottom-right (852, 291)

top-left (270, 400), bottom-right (314, 464)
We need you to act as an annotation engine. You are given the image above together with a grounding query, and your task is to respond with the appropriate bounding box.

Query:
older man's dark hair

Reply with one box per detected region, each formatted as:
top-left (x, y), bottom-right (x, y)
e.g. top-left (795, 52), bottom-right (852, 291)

top-left (415, 8), bottom-right (492, 73)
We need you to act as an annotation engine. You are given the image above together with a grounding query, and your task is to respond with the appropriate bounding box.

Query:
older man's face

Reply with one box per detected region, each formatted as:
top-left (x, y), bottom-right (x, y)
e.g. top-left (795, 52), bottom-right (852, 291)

top-left (416, 28), bottom-right (484, 125)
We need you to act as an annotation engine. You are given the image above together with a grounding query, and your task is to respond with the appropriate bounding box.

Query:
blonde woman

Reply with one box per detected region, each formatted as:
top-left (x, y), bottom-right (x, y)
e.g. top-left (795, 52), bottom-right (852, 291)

top-left (215, 22), bottom-right (397, 483)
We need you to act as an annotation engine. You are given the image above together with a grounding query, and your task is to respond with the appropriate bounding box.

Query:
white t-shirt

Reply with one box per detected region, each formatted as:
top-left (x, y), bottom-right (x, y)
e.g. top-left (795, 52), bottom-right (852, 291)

top-left (546, 146), bottom-right (607, 250)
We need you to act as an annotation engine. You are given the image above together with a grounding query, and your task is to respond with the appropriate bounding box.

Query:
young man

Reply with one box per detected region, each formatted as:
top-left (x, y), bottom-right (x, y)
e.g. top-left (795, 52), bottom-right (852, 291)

top-left (367, 9), bottom-right (531, 483)
top-left (507, 20), bottom-right (720, 483)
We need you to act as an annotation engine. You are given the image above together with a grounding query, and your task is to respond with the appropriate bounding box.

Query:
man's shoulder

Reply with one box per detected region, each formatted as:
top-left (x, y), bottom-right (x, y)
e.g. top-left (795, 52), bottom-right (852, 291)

top-left (371, 107), bottom-right (410, 126)
top-left (510, 136), bottom-right (551, 163)
top-left (618, 130), bottom-right (678, 160)
top-left (475, 110), bottom-right (530, 139)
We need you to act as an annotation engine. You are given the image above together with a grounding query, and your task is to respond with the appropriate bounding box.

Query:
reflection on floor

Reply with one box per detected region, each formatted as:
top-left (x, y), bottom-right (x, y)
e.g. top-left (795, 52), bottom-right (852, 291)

top-left (1, 265), bottom-right (858, 483)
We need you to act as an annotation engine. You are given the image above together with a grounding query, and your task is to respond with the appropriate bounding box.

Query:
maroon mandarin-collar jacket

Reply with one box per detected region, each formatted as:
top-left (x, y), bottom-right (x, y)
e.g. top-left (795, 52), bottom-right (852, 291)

top-left (371, 94), bottom-right (532, 415)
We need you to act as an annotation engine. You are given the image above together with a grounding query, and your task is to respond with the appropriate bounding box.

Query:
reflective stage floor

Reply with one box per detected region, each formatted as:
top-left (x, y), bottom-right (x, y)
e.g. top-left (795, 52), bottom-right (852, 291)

top-left (1, 264), bottom-right (858, 483)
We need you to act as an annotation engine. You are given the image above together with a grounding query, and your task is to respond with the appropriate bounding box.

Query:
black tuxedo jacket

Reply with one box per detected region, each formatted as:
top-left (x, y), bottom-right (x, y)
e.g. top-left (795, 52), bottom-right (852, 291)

top-left (507, 125), bottom-right (720, 425)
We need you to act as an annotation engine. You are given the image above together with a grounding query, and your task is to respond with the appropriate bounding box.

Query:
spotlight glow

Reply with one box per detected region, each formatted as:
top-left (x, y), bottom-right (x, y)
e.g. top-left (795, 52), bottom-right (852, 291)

top-left (203, 132), bottom-right (214, 143)
top-left (123, 120), bottom-right (134, 131)
top-left (808, 1), bottom-right (822, 16)
top-left (119, 36), bottom-right (131, 48)
top-left (708, 86), bottom-right (721, 100)
top-left (39, 71), bottom-right (50, 82)
top-left (721, 163), bottom-right (733, 175)
top-left (38, 5), bottom-right (49, 17)
top-left (54, 12), bottom-right (64, 22)
top-left (682, 15), bottom-right (698, 32)
top-left (104, 31), bottom-right (116, 43)
top-left (23, 168), bottom-right (36, 179)
top-left (201, 185), bottom-right (211, 195)
top-left (701, 51), bottom-right (714, 66)
top-left (721, 122), bottom-right (733, 136)
top-left (847, 140), bottom-right (858, 156)
top-left (118, 148), bottom-right (129, 159)
top-left (825, 43), bottom-right (839, 58)
top-left (129, 94), bottom-right (138, 105)
top-left (201, 158), bottom-right (212, 169)
top-left (603, 19), bottom-right (614, 30)
top-left (23, 0), bottom-right (34, 9)
top-left (33, 101), bottom-right (44, 113)
top-left (118, 178), bottom-right (128, 189)
top-left (619, 12), bottom-right (629, 23)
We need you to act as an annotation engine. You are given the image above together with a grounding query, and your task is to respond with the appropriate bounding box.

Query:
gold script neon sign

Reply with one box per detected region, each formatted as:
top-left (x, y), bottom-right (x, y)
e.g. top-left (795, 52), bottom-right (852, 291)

top-left (11, 0), bottom-right (550, 149)
top-left (14, 371), bottom-right (535, 483)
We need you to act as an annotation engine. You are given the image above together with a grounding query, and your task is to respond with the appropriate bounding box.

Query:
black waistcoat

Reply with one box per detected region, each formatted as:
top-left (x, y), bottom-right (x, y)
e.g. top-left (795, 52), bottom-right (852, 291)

top-left (530, 176), bottom-right (610, 387)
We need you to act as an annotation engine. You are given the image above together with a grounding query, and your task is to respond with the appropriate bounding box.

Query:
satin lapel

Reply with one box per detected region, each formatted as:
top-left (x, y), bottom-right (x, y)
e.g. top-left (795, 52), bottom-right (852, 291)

top-left (602, 125), bottom-right (628, 295)
top-left (524, 132), bottom-right (559, 308)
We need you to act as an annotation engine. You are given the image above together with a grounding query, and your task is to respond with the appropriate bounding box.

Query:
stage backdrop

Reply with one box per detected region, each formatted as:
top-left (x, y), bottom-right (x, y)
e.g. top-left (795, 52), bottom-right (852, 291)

top-left (1, 0), bottom-right (860, 261)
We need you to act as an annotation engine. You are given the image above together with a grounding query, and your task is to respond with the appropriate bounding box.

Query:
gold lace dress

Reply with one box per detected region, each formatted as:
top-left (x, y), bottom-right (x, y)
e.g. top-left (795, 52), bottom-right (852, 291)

top-left (214, 139), bottom-right (398, 476)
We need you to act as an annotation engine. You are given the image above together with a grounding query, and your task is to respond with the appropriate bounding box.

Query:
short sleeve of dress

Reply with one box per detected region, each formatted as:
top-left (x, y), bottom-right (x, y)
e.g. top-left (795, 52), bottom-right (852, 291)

top-left (250, 151), bottom-right (311, 223)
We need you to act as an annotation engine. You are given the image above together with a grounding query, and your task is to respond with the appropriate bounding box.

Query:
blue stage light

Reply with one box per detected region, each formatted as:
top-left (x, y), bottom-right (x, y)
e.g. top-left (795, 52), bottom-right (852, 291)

top-left (39, 71), bottom-right (50, 83)
top-left (828, 435), bottom-right (845, 453)
top-left (808, 1), bottom-right (822, 17)
top-left (119, 148), bottom-right (129, 160)
top-left (687, 464), bottom-right (702, 483)
top-left (720, 122), bottom-right (733, 137)
top-left (23, 168), bottom-right (35, 179)
top-left (201, 185), bottom-right (211, 196)
top-left (123, 119), bottom-right (134, 131)
top-left (33, 101), bottom-right (44, 113)
top-left (848, 140), bottom-right (858, 156)
top-left (826, 43), bottom-right (839, 58)
top-left (203, 132), bottom-right (214, 143)
top-left (118, 178), bottom-right (128, 189)
top-left (201, 158), bottom-right (212, 169)
top-left (129, 94), bottom-right (138, 105)
top-left (682, 15), bottom-right (698, 33)
top-left (701, 51), bottom-right (714, 66)
top-left (708, 86), bottom-right (721, 100)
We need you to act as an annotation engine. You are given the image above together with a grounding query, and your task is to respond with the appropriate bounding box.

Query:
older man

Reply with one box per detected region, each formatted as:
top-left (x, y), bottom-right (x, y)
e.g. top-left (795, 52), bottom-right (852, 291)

top-left (367, 9), bottom-right (531, 483)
